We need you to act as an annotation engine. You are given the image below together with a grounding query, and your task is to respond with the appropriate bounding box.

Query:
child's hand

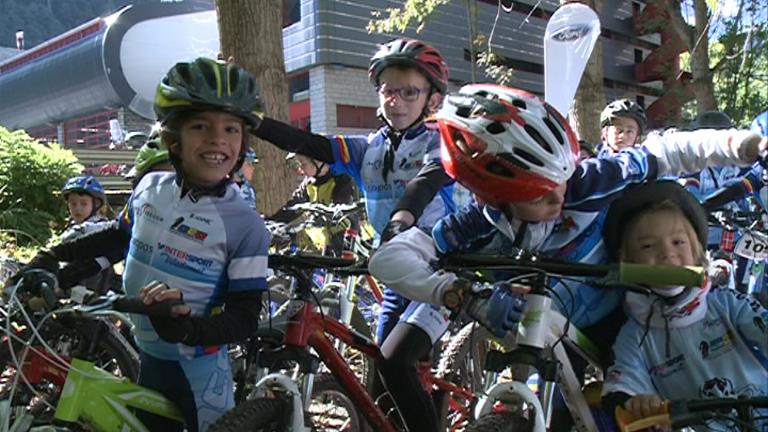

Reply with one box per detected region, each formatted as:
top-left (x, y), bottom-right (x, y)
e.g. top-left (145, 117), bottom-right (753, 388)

top-left (624, 394), bottom-right (666, 419)
top-left (139, 280), bottom-right (191, 317)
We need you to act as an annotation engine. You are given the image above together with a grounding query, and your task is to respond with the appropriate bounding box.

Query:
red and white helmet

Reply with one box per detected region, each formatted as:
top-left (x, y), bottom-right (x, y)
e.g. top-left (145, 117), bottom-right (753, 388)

top-left (436, 84), bottom-right (579, 203)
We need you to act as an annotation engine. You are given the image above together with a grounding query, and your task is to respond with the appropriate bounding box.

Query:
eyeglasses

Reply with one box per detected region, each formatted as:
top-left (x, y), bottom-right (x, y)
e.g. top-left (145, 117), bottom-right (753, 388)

top-left (377, 86), bottom-right (431, 102)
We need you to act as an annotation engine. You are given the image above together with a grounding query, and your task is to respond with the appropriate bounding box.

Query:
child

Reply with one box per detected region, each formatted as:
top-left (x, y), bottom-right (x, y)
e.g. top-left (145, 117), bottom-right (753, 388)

top-left (600, 181), bottom-right (768, 429)
top-left (368, 83), bottom-right (766, 431)
top-left (61, 175), bottom-right (108, 227)
top-left (235, 147), bottom-right (258, 209)
top-left (124, 127), bottom-right (173, 189)
top-left (595, 98), bottom-right (647, 157)
top-left (270, 153), bottom-right (357, 255)
top-left (252, 37), bottom-right (453, 342)
top-left (20, 57), bottom-right (270, 431)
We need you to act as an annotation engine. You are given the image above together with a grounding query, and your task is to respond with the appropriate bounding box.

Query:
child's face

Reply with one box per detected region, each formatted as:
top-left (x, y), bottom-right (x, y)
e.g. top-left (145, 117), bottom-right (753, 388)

top-left (623, 210), bottom-right (697, 268)
top-left (377, 67), bottom-right (440, 131)
top-left (601, 116), bottom-right (639, 152)
top-left (67, 193), bottom-right (94, 224)
top-left (507, 183), bottom-right (567, 222)
top-left (174, 111), bottom-right (244, 187)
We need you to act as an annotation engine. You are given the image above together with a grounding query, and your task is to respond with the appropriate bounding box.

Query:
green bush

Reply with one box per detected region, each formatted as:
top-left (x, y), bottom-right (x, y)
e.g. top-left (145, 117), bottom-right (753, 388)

top-left (0, 127), bottom-right (82, 249)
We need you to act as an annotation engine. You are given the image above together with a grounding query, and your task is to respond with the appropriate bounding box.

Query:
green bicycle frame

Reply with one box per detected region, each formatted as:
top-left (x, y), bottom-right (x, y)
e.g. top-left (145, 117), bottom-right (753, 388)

top-left (55, 358), bottom-right (184, 431)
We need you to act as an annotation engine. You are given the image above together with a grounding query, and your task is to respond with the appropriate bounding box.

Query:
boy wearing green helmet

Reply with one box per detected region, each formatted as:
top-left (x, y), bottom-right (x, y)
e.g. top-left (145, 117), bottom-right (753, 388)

top-left (125, 126), bottom-right (173, 188)
top-left (19, 57), bottom-right (270, 431)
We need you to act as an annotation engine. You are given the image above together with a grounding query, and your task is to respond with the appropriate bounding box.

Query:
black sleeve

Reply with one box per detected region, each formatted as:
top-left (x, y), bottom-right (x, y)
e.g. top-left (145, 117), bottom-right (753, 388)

top-left (331, 174), bottom-right (356, 204)
top-left (392, 161), bottom-right (453, 221)
top-left (702, 183), bottom-right (749, 212)
top-left (255, 118), bottom-right (335, 163)
top-left (269, 179), bottom-right (310, 222)
top-left (58, 247), bottom-right (125, 289)
top-left (50, 224), bottom-right (130, 263)
top-left (185, 290), bottom-right (263, 346)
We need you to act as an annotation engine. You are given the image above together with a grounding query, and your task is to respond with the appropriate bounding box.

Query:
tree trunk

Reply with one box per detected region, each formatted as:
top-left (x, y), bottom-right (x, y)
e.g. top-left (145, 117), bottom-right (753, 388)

top-left (667, 0), bottom-right (717, 112)
top-left (216, 0), bottom-right (295, 214)
top-left (566, 0), bottom-right (605, 147)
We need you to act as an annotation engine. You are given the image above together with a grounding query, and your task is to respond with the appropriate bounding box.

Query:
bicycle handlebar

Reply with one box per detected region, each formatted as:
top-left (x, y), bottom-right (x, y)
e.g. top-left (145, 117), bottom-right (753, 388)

top-left (112, 296), bottom-right (180, 317)
top-left (268, 253), bottom-right (357, 271)
top-left (440, 253), bottom-right (705, 287)
top-left (616, 396), bottom-right (768, 432)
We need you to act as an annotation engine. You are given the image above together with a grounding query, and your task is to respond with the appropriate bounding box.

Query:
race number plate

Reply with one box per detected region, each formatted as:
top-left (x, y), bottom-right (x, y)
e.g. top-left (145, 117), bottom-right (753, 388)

top-left (734, 230), bottom-right (768, 260)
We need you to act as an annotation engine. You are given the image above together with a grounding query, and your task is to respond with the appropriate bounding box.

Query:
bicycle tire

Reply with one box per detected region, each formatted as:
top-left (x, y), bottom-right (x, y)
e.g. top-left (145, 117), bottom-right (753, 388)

top-left (309, 373), bottom-right (366, 432)
top-left (465, 411), bottom-right (533, 432)
top-left (208, 397), bottom-right (290, 432)
top-left (436, 322), bottom-right (493, 391)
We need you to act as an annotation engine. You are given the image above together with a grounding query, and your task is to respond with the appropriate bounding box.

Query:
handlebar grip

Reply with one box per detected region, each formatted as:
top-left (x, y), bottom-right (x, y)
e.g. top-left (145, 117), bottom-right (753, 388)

top-left (615, 403), bottom-right (670, 432)
top-left (113, 297), bottom-right (179, 317)
top-left (618, 263), bottom-right (705, 287)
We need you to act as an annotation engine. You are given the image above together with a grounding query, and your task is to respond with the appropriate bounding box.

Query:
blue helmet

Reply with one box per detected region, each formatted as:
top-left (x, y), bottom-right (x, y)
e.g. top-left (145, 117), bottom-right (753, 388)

top-left (62, 175), bottom-right (107, 210)
top-left (751, 109), bottom-right (768, 136)
top-left (244, 147), bottom-right (258, 163)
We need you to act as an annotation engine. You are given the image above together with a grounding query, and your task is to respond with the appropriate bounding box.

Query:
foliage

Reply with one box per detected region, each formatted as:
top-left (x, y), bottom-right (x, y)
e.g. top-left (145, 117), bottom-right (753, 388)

top-left (367, 0), bottom-right (450, 34)
top-left (0, 127), bottom-right (82, 248)
top-left (0, 0), bottom-right (155, 49)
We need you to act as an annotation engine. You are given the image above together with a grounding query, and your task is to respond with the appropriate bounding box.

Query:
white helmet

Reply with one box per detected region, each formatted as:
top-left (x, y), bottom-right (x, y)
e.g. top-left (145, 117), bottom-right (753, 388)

top-left (436, 84), bottom-right (579, 203)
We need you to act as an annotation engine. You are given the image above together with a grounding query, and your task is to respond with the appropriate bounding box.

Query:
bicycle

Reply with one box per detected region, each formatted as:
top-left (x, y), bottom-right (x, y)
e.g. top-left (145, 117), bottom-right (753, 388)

top-left (615, 396), bottom-right (768, 431)
top-left (210, 253), bottom-right (476, 432)
top-left (0, 270), bottom-right (138, 430)
top-left (432, 251), bottom-right (705, 432)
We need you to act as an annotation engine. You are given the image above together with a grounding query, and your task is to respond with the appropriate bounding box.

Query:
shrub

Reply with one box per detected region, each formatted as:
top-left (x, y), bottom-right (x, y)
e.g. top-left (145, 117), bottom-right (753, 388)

top-left (0, 127), bottom-right (82, 248)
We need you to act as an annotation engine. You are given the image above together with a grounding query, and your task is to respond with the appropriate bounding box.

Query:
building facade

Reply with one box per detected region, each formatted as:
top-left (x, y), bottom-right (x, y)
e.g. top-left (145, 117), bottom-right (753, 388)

top-left (0, 0), bottom-right (664, 149)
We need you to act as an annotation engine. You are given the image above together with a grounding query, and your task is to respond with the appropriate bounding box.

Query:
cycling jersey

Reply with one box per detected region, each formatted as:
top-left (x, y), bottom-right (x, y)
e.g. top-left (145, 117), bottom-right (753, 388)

top-left (603, 288), bottom-right (768, 431)
top-left (752, 109), bottom-right (768, 136)
top-left (370, 129), bottom-right (763, 328)
top-left (60, 215), bottom-right (116, 294)
top-left (237, 179), bottom-right (257, 210)
top-left (329, 123), bottom-right (456, 236)
top-left (120, 172), bottom-right (269, 360)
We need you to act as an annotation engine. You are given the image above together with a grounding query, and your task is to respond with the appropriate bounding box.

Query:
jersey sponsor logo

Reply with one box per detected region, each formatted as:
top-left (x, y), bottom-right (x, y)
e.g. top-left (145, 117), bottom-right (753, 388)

top-left (137, 203), bottom-right (164, 224)
top-left (170, 217), bottom-right (208, 243)
top-left (398, 158), bottom-right (424, 171)
top-left (189, 213), bottom-right (212, 225)
top-left (131, 238), bottom-right (153, 254)
top-left (649, 354), bottom-right (685, 378)
top-left (700, 331), bottom-right (734, 360)
top-left (157, 242), bottom-right (214, 273)
top-left (366, 159), bottom-right (383, 170)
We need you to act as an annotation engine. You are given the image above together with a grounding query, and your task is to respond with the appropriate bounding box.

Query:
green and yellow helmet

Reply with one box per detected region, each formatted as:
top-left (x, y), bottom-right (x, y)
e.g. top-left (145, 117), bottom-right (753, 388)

top-left (154, 57), bottom-right (264, 130)
top-left (126, 126), bottom-right (170, 180)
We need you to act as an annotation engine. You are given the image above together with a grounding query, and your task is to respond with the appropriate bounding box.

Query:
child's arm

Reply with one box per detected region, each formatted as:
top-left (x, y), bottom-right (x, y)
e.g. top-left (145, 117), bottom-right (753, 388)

top-left (368, 227), bottom-right (457, 306)
top-left (718, 288), bottom-right (768, 353)
top-left (703, 163), bottom-right (764, 211)
top-left (254, 117), bottom-right (334, 162)
top-left (602, 324), bottom-right (660, 417)
top-left (268, 178), bottom-right (311, 222)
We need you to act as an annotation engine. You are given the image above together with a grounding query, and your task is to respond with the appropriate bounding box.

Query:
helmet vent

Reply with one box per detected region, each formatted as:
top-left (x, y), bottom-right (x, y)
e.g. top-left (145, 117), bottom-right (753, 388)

top-left (486, 122), bottom-right (505, 135)
top-left (512, 99), bottom-right (527, 110)
top-left (456, 105), bottom-right (473, 118)
top-left (542, 118), bottom-right (565, 145)
top-left (176, 64), bottom-right (192, 85)
top-left (486, 160), bottom-right (515, 177)
top-left (512, 148), bottom-right (545, 167)
top-left (201, 66), bottom-right (218, 92)
top-left (498, 153), bottom-right (530, 171)
top-left (523, 125), bottom-right (553, 154)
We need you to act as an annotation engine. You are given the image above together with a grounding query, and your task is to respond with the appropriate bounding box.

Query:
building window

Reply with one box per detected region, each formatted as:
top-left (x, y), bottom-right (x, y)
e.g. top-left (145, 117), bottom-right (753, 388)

top-left (283, 0), bottom-right (301, 28)
top-left (289, 71), bottom-right (309, 101)
top-left (337, 105), bottom-right (378, 129)
top-left (634, 48), bottom-right (644, 64)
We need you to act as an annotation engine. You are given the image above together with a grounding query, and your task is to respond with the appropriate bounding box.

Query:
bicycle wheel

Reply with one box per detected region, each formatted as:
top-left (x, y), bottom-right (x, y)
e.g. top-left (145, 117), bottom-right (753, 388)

top-left (465, 412), bottom-right (533, 432)
top-left (437, 322), bottom-right (494, 391)
top-left (308, 373), bottom-right (365, 432)
top-left (208, 397), bottom-right (290, 431)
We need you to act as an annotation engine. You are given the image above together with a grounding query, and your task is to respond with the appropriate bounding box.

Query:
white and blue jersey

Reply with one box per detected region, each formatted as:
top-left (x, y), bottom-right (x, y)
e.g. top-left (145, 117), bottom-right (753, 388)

top-left (120, 172), bottom-right (269, 360)
top-left (603, 289), bottom-right (768, 431)
top-left (329, 123), bottom-right (457, 237)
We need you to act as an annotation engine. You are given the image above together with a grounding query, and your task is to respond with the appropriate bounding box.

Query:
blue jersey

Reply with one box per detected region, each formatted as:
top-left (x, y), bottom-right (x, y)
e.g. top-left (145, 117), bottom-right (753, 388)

top-left (432, 148), bottom-right (660, 327)
top-left (329, 123), bottom-right (456, 236)
top-left (604, 289), bottom-right (768, 431)
top-left (119, 172), bottom-right (269, 360)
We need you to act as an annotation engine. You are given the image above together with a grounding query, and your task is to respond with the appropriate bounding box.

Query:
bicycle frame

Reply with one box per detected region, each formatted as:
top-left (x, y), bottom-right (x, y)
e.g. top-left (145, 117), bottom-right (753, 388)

top-left (53, 357), bottom-right (184, 431)
top-left (256, 271), bottom-right (474, 432)
top-left (474, 293), bottom-right (606, 432)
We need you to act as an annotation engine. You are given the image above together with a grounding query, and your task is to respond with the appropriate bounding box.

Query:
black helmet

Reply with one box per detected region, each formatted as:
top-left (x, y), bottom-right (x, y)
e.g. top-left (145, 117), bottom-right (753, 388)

top-left (154, 57), bottom-right (264, 130)
top-left (603, 181), bottom-right (708, 261)
top-left (600, 99), bottom-right (647, 134)
top-left (368, 38), bottom-right (449, 94)
top-left (687, 111), bottom-right (733, 130)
